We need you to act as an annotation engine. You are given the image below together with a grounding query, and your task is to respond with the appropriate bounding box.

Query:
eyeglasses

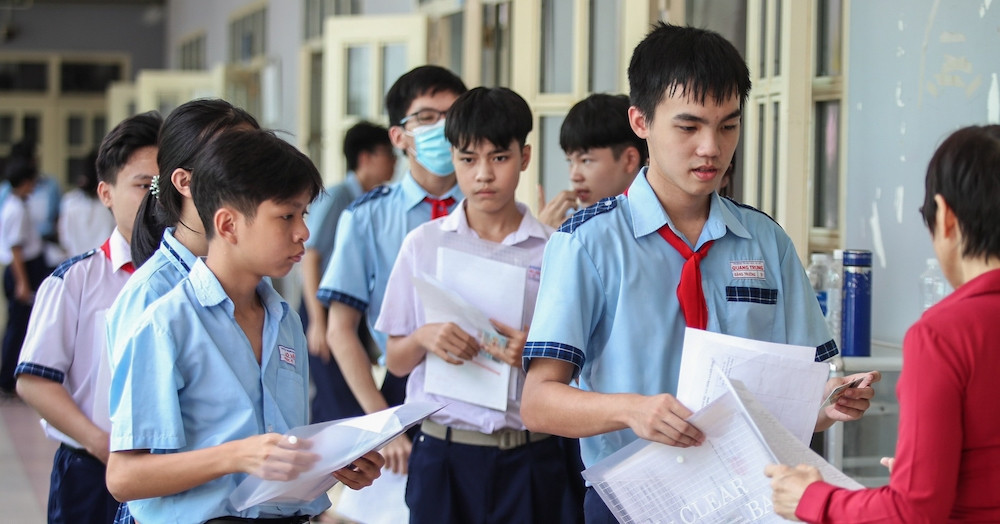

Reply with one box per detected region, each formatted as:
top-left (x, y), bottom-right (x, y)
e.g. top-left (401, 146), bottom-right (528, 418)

top-left (399, 108), bottom-right (447, 127)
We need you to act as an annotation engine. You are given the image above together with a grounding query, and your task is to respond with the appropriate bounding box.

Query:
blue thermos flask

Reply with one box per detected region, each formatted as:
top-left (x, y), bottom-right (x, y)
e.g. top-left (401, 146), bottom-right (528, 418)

top-left (841, 250), bottom-right (872, 357)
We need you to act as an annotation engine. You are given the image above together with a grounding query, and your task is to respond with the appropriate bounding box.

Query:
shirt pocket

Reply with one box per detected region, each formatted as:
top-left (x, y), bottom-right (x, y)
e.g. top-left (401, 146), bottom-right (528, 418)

top-left (276, 367), bottom-right (307, 427)
top-left (724, 285), bottom-right (779, 340)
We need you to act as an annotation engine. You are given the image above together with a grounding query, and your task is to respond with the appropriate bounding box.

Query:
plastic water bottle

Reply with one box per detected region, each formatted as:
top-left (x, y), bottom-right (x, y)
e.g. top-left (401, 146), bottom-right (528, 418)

top-left (920, 258), bottom-right (947, 310)
top-left (826, 249), bottom-right (843, 347)
top-left (807, 253), bottom-right (831, 316)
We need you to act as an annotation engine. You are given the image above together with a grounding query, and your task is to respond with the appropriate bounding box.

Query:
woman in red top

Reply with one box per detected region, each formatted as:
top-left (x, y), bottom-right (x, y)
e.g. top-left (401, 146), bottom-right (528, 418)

top-left (765, 125), bottom-right (1000, 523)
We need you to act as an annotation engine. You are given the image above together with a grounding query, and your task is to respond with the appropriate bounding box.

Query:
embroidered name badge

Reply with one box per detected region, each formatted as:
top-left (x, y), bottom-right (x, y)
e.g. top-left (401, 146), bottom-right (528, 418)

top-left (731, 260), bottom-right (766, 280)
top-left (278, 345), bottom-right (296, 365)
top-left (527, 265), bottom-right (542, 281)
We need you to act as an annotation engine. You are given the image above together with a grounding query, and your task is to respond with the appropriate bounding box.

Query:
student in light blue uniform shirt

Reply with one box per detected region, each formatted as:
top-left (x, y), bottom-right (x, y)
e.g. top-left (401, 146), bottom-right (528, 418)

top-left (317, 65), bottom-right (466, 476)
top-left (107, 130), bottom-right (383, 524)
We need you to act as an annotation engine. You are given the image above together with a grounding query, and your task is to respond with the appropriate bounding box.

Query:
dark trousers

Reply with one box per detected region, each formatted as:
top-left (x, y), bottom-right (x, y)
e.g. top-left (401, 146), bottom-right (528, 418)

top-left (405, 432), bottom-right (584, 524)
top-left (1, 256), bottom-right (49, 392)
top-left (49, 444), bottom-right (119, 524)
top-left (584, 487), bottom-right (618, 524)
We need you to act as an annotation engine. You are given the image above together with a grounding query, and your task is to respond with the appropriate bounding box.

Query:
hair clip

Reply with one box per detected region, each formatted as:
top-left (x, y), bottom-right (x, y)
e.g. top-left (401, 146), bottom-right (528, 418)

top-left (150, 175), bottom-right (160, 199)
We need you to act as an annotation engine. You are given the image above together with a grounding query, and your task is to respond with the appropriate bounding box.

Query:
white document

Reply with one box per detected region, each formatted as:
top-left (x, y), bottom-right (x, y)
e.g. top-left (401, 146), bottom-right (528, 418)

top-left (677, 328), bottom-right (830, 445)
top-left (334, 470), bottom-right (409, 524)
top-left (229, 401), bottom-right (444, 511)
top-left (583, 373), bottom-right (861, 524)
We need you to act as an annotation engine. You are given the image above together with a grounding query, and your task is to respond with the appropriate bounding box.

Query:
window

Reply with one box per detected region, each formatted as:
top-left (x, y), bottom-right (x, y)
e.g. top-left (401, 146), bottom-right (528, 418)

top-left (60, 62), bottom-right (122, 93)
top-left (229, 6), bottom-right (267, 63)
top-left (304, 0), bottom-right (358, 40)
top-left (0, 61), bottom-right (47, 92)
top-left (178, 34), bottom-right (207, 71)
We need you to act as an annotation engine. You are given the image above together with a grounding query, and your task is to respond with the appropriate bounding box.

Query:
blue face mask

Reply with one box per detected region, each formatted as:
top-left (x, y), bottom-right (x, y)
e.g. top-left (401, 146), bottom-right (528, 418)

top-left (410, 120), bottom-right (454, 176)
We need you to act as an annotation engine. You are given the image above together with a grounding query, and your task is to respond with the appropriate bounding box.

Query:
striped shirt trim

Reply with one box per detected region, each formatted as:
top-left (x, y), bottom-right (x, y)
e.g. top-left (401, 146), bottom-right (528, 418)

top-left (51, 248), bottom-right (99, 279)
top-left (725, 286), bottom-right (778, 305)
top-left (317, 289), bottom-right (367, 312)
top-left (814, 339), bottom-right (839, 362)
top-left (523, 341), bottom-right (585, 372)
top-left (14, 362), bottom-right (65, 383)
top-left (162, 239), bottom-right (191, 273)
top-left (558, 198), bottom-right (618, 234)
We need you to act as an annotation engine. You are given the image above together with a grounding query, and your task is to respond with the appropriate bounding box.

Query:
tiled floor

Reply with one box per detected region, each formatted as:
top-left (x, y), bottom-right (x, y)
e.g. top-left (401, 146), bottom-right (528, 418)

top-left (0, 394), bottom-right (58, 522)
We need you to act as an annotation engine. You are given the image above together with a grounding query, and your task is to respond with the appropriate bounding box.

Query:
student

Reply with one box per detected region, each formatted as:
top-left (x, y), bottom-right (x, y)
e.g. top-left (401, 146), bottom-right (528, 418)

top-left (376, 86), bottom-right (582, 524)
top-left (317, 65), bottom-right (466, 474)
top-left (538, 93), bottom-right (648, 228)
top-left (59, 149), bottom-right (117, 256)
top-left (0, 139), bottom-right (63, 268)
top-left (0, 157), bottom-right (47, 394)
top-left (519, 23), bottom-right (879, 522)
top-left (301, 121), bottom-right (395, 423)
top-left (13, 112), bottom-right (161, 524)
top-left (766, 125), bottom-right (1000, 523)
top-left (106, 129), bottom-right (384, 523)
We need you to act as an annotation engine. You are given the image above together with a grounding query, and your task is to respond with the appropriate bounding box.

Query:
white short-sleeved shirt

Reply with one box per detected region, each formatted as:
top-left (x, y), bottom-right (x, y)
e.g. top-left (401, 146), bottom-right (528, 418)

top-left (523, 169), bottom-right (837, 467)
top-left (317, 172), bottom-right (463, 353)
top-left (375, 202), bottom-right (551, 433)
top-left (58, 189), bottom-right (115, 256)
top-left (109, 259), bottom-right (325, 523)
top-left (0, 194), bottom-right (43, 264)
top-left (15, 228), bottom-right (132, 448)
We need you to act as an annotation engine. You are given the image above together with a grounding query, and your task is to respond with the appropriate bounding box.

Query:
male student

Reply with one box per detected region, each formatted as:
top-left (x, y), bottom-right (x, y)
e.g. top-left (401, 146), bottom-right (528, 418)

top-left (538, 93), bottom-right (648, 228)
top-left (317, 65), bottom-right (466, 473)
top-left (519, 23), bottom-right (879, 522)
top-left (376, 86), bottom-right (582, 524)
top-left (14, 111), bottom-right (161, 524)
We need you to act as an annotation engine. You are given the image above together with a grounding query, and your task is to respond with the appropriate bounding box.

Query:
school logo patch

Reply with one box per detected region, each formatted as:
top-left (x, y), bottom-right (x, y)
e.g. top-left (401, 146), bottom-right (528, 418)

top-left (527, 265), bottom-right (542, 281)
top-left (731, 260), bottom-right (766, 280)
top-left (278, 345), bottom-right (296, 365)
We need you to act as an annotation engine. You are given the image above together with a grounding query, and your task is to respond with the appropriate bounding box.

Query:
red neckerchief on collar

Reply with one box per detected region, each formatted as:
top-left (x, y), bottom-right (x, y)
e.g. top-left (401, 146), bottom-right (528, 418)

top-left (101, 238), bottom-right (135, 274)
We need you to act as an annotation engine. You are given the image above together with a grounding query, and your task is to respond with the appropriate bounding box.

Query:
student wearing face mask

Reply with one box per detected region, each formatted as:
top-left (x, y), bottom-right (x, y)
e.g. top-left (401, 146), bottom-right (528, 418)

top-left (317, 66), bottom-right (467, 481)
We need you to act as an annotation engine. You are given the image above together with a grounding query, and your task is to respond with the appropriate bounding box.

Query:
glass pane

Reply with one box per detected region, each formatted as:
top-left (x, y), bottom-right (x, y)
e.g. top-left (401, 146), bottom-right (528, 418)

top-left (0, 115), bottom-right (13, 144)
top-left (816, 0), bottom-right (842, 76)
top-left (347, 45), bottom-right (372, 117)
top-left (482, 3), bottom-right (512, 87)
top-left (773, 0), bottom-right (782, 76)
top-left (685, 0), bottom-right (747, 62)
top-left (756, 103), bottom-right (765, 207)
top-left (541, 0), bottom-right (573, 93)
top-left (447, 12), bottom-right (464, 79)
top-left (813, 101), bottom-right (840, 228)
top-left (589, 0), bottom-right (621, 93)
top-left (770, 100), bottom-right (780, 219)
top-left (540, 115), bottom-right (568, 208)
top-left (61, 63), bottom-right (122, 93)
top-left (23, 114), bottom-right (40, 143)
top-left (92, 116), bottom-right (107, 145)
top-left (382, 44), bottom-right (407, 116)
top-left (758, 0), bottom-right (768, 77)
top-left (305, 0), bottom-right (322, 40)
top-left (67, 115), bottom-right (84, 146)
top-left (310, 52), bottom-right (323, 135)
top-left (0, 61), bottom-right (48, 92)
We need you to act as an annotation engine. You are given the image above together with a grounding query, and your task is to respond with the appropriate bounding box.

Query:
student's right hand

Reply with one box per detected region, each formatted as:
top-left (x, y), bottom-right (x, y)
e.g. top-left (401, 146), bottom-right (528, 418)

top-left (14, 280), bottom-right (32, 303)
top-left (380, 433), bottom-right (412, 475)
top-left (627, 393), bottom-right (705, 448)
top-left (306, 318), bottom-right (330, 363)
top-left (417, 322), bottom-right (479, 365)
top-left (537, 185), bottom-right (578, 229)
top-left (239, 433), bottom-right (319, 481)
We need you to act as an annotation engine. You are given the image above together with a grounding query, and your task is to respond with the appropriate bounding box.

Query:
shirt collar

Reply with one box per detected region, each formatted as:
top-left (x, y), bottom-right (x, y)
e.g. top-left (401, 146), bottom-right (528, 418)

top-left (107, 227), bottom-right (133, 273)
top-left (440, 201), bottom-right (551, 246)
top-left (161, 227), bottom-right (198, 274)
top-left (399, 170), bottom-right (464, 210)
top-left (188, 258), bottom-right (289, 320)
top-left (627, 167), bottom-right (751, 248)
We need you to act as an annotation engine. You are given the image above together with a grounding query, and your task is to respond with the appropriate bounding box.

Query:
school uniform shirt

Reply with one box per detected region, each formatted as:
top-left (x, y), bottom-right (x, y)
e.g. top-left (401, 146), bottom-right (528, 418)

top-left (58, 188), bottom-right (116, 257)
top-left (109, 259), bottom-right (325, 523)
top-left (105, 227), bottom-right (197, 372)
top-left (305, 172), bottom-right (363, 270)
top-left (374, 202), bottom-right (551, 433)
top-left (523, 168), bottom-right (836, 468)
top-left (317, 172), bottom-right (463, 353)
top-left (0, 194), bottom-right (43, 264)
top-left (14, 228), bottom-right (132, 448)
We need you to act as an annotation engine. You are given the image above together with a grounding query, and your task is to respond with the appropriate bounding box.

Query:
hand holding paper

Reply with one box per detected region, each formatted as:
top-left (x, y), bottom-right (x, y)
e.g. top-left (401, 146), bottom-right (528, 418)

top-left (817, 371), bottom-right (881, 428)
top-left (765, 463), bottom-right (825, 520)
top-left (627, 393), bottom-right (704, 448)
top-left (242, 433), bottom-right (319, 482)
top-left (332, 450), bottom-right (385, 490)
top-left (482, 319), bottom-right (527, 367)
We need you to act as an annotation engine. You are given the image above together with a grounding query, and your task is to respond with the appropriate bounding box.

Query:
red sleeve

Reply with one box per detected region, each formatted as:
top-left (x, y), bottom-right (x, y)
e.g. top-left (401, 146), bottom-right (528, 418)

top-left (793, 321), bottom-right (964, 523)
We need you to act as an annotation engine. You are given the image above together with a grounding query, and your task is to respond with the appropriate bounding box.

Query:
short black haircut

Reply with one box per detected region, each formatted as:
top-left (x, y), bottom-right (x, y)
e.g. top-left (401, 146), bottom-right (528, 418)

top-left (385, 65), bottom-right (467, 126)
top-left (95, 111), bottom-right (162, 185)
top-left (343, 121), bottom-right (392, 172)
top-left (628, 23), bottom-right (751, 123)
top-left (921, 125), bottom-right (1000, 260)
top-left (560, 93), bottom-right (648, 165)
top-left (444, 87), bottom-right (533, 152)
top-left (191, 129), bottom-right (323, 240)
top-left (3, 156), bottom-right (38, 189)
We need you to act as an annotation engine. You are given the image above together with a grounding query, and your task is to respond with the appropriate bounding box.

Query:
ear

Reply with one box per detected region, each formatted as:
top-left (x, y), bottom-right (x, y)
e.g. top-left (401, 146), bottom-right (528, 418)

top-left (388, 125), bottom-right (408, 150)
top-left (622, 146), bottom-right (641, 174)
top-left (934, 194), bottom-right (959, 241)
top-left (520, 144), bottom-right (532, 171)
top-left (628, 106), bottom-right (651, 139)
top-left (96, 180), bottom-right (114, 210)
top-left (214, 206), bottom-right (239, 245)
top-left (171, 168), bottom-right (193, 198)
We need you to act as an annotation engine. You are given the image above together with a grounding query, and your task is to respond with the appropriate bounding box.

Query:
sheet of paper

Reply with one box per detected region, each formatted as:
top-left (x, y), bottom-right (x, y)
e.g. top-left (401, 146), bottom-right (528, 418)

top-left (229, 401), bottom-right (444, 511)
top-left (334, 470), bottom-right (409, 524)
top-left (437, 246), bottom-right (525, 329)
top-left (677, 328), bottom-right (829, 445)
top-left (414, 274), bottom-right (513, 411)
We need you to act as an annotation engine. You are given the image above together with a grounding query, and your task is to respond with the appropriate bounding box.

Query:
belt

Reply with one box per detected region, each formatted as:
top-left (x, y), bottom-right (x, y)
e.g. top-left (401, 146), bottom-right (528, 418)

top-left (203, 517), bottom-right (308, 524)
top-left (420, 420), bottom-right (550, 451)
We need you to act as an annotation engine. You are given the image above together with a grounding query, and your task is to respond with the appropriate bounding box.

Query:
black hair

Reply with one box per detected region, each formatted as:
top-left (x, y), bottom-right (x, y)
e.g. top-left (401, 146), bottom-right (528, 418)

top-left (131, 99), bottom-right (260, 266)
top-left (343, 121), bottom-right (392, 172)
top-left (921, 125), bottom-right (1000, 260)
top-left (444, 87), bottom-right (533, 152)
top-left (190, 129), bottom-right (323, 240)
top-left (385, 65), bottom-right (467, 126)
top-left (78, 150), bottom-right (100, 197)
top-left (95, 111), bottom-right (162, 185)
top-left (9, 139), bottom-right (36, 161)
top-left (560, 93), bottom-right (648, 166)
top-left (628, 22), bottom-right (751, 124)
top-left (3, 157), bottom-right (38, 189)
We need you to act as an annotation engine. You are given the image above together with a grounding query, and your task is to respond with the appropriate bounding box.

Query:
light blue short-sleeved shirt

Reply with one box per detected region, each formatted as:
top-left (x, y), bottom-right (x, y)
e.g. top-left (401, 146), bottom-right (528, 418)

top-left (523, 168), bottom-right (836, 468)
top-left (109, 259), bottom-right (325, 523)
top-left (304, 173), bottom-right (363, 270)
top-left (106, 228), bottom-right (197, 370)
top-left (317, 171), bottom-right (463, 352)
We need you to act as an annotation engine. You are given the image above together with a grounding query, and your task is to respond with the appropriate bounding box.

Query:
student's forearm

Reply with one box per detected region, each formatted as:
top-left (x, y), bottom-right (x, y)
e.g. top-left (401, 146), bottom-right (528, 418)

top-left (301, 250), bottom-right (326, 323)
top-left (327, 305), bottom-right (388, 414)
top-left (107, 443), bottom-right (241, 501)
top-left (385, 333), bottom-right (427, 377)
top-left (16, 375), bottom-right (109, 462)
top-left (521, 375), bottom-right (639, 438)
top-left (9, 246), bottom-right (30, 288)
